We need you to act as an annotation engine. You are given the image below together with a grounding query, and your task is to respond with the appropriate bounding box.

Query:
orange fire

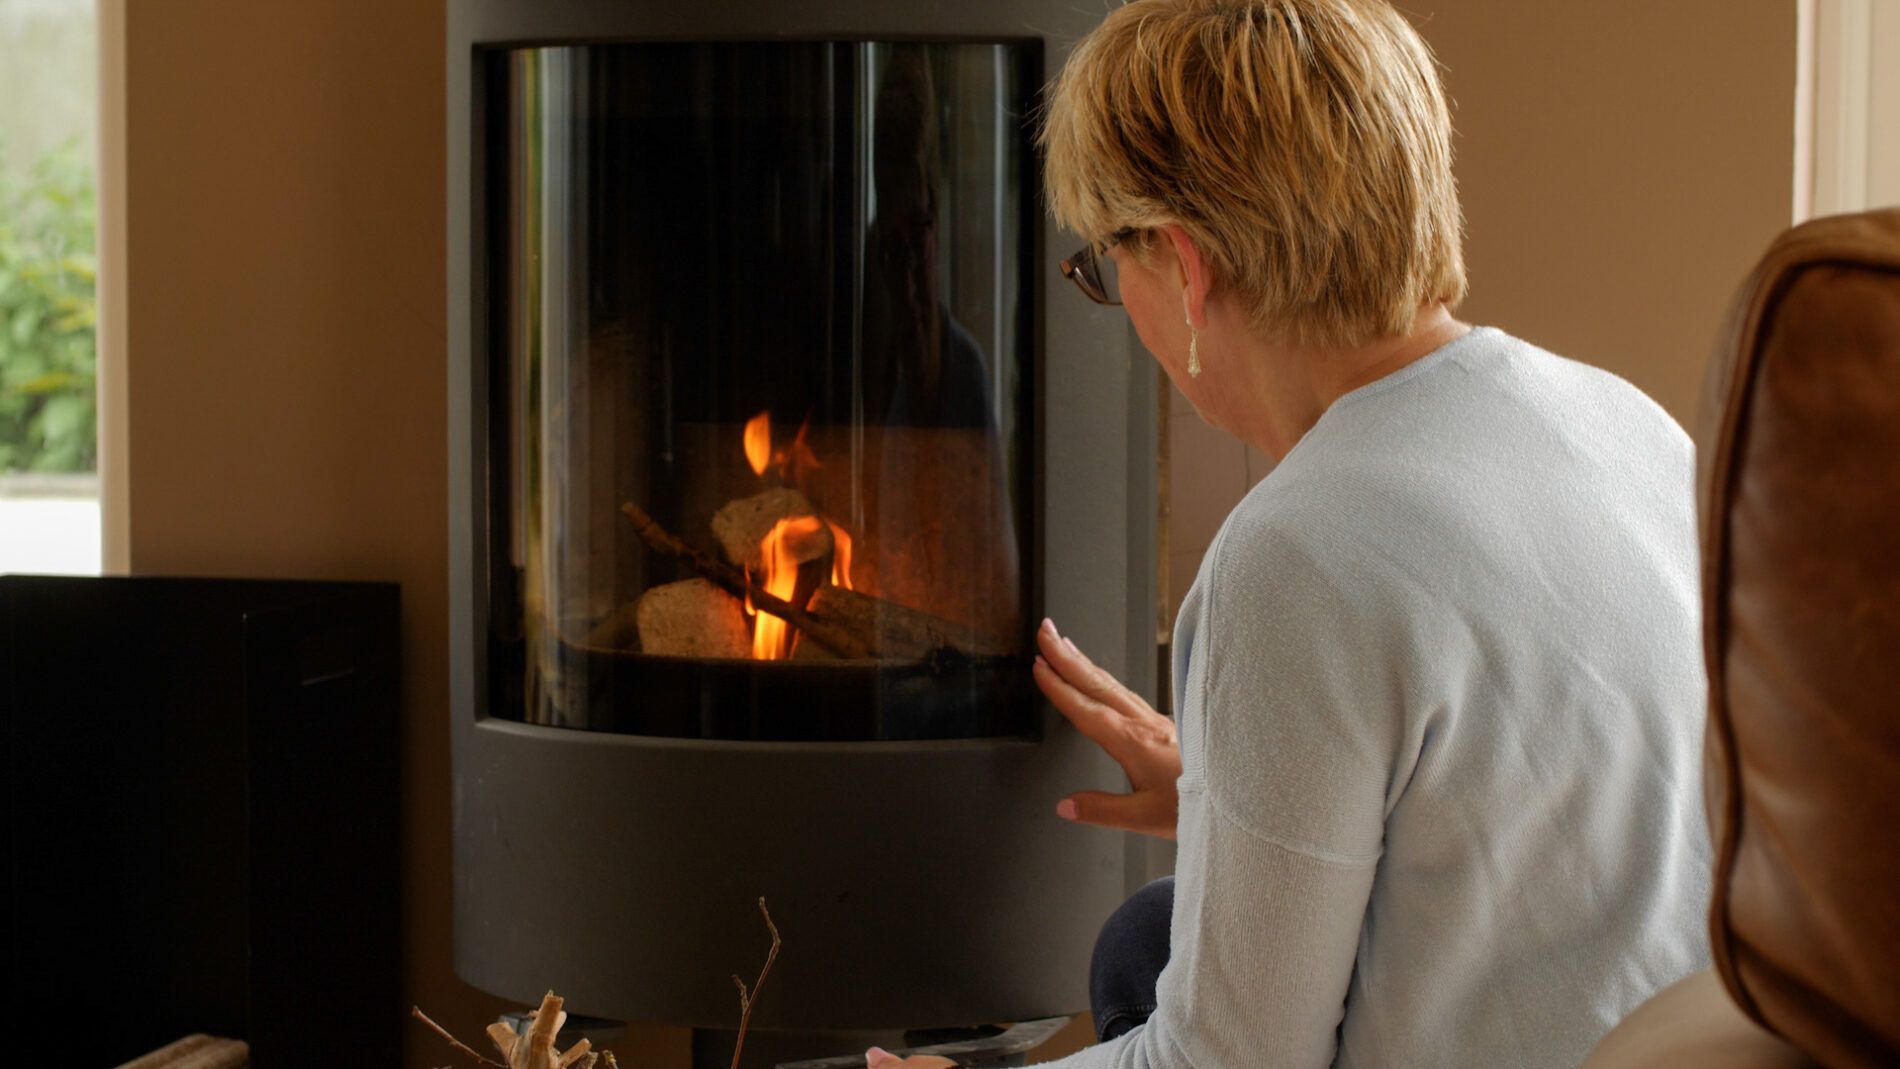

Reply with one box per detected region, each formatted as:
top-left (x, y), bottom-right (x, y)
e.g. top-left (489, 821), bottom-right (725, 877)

top-left (825, 521), bottom-right (854, 590)
top-left (740, 412), bottom-right (858, 660)
top-left (745, 409), bottom-right (824, 487)
top-left (788, 418), bottom-right (820, 487)
top-left (750, 515), bottom-right (823, 659)
top-left (743, 411), bottom-right (773, 477)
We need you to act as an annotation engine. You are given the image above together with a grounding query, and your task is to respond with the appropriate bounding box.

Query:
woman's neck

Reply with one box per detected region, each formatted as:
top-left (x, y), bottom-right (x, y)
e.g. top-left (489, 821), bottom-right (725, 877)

top-left (1222, 304), bottom-right (1470, 461)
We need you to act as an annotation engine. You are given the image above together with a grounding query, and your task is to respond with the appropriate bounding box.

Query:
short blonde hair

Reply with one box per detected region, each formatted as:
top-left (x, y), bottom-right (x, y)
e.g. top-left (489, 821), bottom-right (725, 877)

top-left (1041, 0), bottom-right (1467, 347)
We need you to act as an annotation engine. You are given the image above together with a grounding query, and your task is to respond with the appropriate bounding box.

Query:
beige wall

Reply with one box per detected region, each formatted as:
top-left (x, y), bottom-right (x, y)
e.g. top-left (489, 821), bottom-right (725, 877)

top-left (115, 2), bottom-right (1790, 1065)
top-left (1434, 0), bottom-right (1794, 418)
top-left (115, 1), bottom-right (537, 1063)
top-left (1167, 0), bottom-right (1796, 616)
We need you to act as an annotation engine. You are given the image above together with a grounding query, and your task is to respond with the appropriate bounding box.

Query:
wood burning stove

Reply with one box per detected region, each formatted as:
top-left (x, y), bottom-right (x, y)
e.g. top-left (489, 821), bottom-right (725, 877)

top-left (447, 1), bottom-right (1158, 1062)
top-left (489, 39), bottom-right (1038, 742)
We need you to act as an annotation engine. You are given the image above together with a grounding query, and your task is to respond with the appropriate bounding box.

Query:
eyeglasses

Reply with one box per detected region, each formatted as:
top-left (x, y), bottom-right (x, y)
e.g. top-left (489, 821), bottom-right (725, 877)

top-left (1059, 227), bottom-right (1139, 305)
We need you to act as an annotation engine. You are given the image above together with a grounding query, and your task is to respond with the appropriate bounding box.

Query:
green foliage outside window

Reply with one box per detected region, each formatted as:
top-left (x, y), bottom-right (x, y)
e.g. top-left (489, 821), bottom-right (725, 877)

top-left (0, 138), bottom-right (97, 474)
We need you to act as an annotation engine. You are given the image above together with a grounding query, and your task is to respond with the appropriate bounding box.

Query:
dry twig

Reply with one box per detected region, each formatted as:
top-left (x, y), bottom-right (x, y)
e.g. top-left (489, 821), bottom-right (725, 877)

top-left (412, 1006), bottom-right (505, 1068)
top-left (728, 897), bottom-right (784, 1069)
top-left (411, 902), bottom-right (777, 1069)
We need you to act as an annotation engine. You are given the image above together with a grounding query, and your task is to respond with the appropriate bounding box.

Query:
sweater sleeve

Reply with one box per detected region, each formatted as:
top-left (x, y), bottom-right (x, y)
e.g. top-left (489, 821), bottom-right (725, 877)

top-left (1072, 815), bottom-right (1378, 1069)
top-left (1035, 514), bottom-right (1408, 1069)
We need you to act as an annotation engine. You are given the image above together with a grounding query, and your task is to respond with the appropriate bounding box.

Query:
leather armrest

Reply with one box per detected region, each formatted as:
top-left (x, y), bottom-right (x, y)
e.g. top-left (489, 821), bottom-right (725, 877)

top-left (1582, 969), bottom-right (1816, 1069)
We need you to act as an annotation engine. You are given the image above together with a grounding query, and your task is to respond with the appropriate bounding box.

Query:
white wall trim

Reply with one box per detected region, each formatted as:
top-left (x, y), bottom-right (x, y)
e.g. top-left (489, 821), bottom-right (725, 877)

top-left (1794, 0), bottom-right (1816, 222)
top-left (1800, 0), bottom-right (1900, 221)
top-left (95, 0), bottom-right (129, 574)
top-left (1869, 0), bottom-right (1900, 208)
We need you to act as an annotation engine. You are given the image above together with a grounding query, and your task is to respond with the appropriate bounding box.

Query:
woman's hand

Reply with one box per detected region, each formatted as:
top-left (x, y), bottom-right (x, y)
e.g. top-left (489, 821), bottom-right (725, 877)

top-left (1033, 618), bottom-right (1182, 840)
top-left (865, 1046), bottom-right (956, 1068)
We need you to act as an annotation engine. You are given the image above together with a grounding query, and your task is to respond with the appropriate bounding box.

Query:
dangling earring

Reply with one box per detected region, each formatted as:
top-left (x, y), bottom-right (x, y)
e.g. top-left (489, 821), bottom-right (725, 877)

top-left (1186, 319), bottom-right (1202, 378)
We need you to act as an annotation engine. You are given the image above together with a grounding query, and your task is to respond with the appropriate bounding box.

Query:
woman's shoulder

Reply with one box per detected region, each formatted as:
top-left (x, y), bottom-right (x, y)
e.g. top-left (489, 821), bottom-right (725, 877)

top-left (1202, 470), bottom-right (1430, 626)
top-left (1441, 327), bottom-right (1693, 460)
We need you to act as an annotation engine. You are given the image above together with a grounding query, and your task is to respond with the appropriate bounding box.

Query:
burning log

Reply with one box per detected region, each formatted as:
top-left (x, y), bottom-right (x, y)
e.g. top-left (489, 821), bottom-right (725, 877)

top-left (621, 501), bottom-right (873, 659)
top-left (711, 487), bottom-right (830, 575)
top-left (583, 602), bottom-right (644, 651)
top-left (621, 501), bottom-right (997, 661)
top-left (798, 585), bottom-right (1012, 661)
top-left (632, 579), bottom-right (751, 658)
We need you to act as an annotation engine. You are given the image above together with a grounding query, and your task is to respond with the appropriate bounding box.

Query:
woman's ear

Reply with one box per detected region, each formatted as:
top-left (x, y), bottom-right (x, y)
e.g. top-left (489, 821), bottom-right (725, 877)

top-left (1159, 224), bottom-right (1212, 329)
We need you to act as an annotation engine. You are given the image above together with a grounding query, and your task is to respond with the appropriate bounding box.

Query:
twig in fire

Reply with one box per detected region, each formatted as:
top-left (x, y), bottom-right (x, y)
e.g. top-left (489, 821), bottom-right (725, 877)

top-left (728, 897), bottom-right (784, 1069)
top-left (620, 501), bottom-right (874, 658)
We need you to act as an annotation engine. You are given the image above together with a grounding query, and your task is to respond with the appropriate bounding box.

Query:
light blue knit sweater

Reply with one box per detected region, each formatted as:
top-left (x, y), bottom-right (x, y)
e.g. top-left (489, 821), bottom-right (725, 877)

top-left (1053, 327), bottom-right (1712, 1069)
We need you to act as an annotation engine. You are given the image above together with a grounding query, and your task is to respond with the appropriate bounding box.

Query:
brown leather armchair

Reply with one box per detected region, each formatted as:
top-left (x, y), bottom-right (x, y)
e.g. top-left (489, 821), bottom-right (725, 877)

top-left (1585, 208), bottom-right (1900, 1068)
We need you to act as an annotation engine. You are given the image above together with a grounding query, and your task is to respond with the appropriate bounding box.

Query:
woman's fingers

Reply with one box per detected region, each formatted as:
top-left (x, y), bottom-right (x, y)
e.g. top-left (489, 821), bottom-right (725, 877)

top-left (1035, 620), bottom-right (1180, 779)
top-left (865, 1048), bottom-right (956, 1069)
top-left (1058, 788), bottom-right (1177, 839)
top-left (1033, 655), bottom-right (1130, 755)
top-left (1035, 621), bottom-right (1183, 841)
top-left (1036, 620), bottom-right (1144, 717)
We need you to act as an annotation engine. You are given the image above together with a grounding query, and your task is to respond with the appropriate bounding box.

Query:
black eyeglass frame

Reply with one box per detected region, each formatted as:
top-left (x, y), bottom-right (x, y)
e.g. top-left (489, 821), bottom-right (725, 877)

top-left (1059, 227), bottom-right (1140, 305)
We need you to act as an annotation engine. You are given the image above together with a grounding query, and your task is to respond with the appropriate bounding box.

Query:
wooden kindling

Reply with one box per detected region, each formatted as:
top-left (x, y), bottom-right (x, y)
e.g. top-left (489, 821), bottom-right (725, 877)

top-left (621, 501), bottom-right (869, 658)
top-left (620, 500), bottom-right (996, 661)
top-left (414, 993), bottom-right (603, 1069)
top-left (112, 1035), bottom-right (249, 1069)
top-left (411, 901), bottom-right (783, 1069)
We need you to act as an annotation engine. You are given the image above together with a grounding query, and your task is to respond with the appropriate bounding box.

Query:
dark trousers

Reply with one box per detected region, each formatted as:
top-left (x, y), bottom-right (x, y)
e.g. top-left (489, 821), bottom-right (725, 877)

top-left (1089, 877), bottom-right (1176, 1042)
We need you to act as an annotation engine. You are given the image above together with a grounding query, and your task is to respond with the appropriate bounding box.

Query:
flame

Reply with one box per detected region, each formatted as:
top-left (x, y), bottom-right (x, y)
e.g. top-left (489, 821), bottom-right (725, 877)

top-left (789, 417), bottom-right (821, 487)
top-left (750, 410), bottom-right (823, 487)
top-left (743, 411), bottom-right (773, 477)
top-left (752, 515), bottom-right (824, 660)
top-left (825, 520), bottom-right (854, 590)
top-left (737, 414), bottom-right (858, 658)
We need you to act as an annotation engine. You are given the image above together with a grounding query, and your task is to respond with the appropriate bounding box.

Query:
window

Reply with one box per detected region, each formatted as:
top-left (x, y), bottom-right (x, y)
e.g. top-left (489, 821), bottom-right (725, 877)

top-left (0, 0), bottom-right (98, 575)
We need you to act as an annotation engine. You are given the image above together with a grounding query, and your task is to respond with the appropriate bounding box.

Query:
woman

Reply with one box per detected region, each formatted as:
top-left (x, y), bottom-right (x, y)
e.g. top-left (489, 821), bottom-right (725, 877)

top-left (870, 1), bottom-right (1709, 1066)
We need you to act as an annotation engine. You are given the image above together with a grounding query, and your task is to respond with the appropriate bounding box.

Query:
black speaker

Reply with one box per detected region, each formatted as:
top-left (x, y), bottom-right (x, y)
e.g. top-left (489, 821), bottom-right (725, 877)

top-left (2, 575), bottom-right (402, 1067)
